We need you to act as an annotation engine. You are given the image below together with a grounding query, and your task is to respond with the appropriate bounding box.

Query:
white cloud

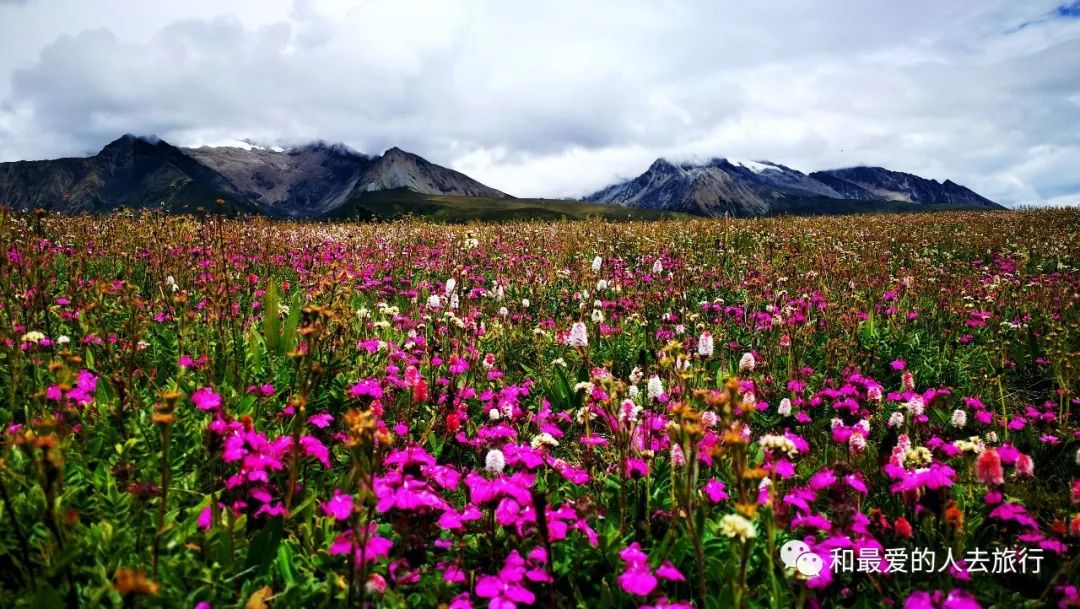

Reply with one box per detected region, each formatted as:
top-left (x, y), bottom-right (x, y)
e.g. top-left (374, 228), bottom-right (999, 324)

top-left (1, 0), bottom-right (1078, 204)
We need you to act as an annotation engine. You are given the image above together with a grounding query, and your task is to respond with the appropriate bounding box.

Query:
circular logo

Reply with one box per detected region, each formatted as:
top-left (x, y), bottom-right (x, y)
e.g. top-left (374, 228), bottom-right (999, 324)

top-left (779, 540), bottom-right (824, 577)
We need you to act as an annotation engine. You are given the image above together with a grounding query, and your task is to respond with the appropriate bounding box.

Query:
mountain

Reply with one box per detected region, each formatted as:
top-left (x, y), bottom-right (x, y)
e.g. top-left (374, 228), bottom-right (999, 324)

top-left (0, 135), bottom-right (249, 213)
top-left (0, 135), bottom-right (510, 217)
top-left (807, 167), bottom-right (999, 208)
top-left (585, 157), bottom-right (1004, 216)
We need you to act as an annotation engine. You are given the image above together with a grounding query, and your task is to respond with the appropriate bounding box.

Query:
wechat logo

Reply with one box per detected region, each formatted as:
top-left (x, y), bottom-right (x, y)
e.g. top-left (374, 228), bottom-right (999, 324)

top-left (780, 540), bottom-right (824, 577)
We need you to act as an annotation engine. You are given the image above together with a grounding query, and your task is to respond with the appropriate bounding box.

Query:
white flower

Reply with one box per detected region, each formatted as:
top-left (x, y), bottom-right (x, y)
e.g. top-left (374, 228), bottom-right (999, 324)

top-left (718, 513), bottom-right (757, 541)
top-left (21, 330), bottom-right (45, 345)
top-left (951, 409), bottom-right (967, 428)
top-left (697, 331), bottom-right (714, 357)
top-left (427, 295), bottom-right (441, 309)
top-left (450, 293), bottom-right (460, 310)
top-left (867, 385), bottom-right (883, 401)
top-left (627, 384), bottom-right (640, 398)
top-left (567, 322), bottom-right (589, 347)
top-left (499, 306), bottom-right (509, 317)
top-left (1074, 447), bottom-right (1080, 465)
top-left (530, 433), bottom-right (560, 449)
top-left (652, 259), bottom-right (663, 274)
top-left (591, 256), bottom-right (603, 273)
top-left (591, 309), bottom-right (605, 323)
top-left (165, 275), bottom-right (179, 292)
top-left (759, 433), bottom-right (798, 458)
top-left (739, 352), bottom-right (756, 372)
top-left (629, 367), bottom-right (644, 384)
top-left (777, 398), bottom-right (792, 417)
top-left (445, 278), bottom-right (456, 296)
top-left (488, 408), bottom-right (501, 421)
top-left (56, 335), bottom-right (71, 345)
top-left (484, 449), bottom-right (506, 474)
top-left (904, 396), bottom-right (924, 416)
top-left (596, 279), bottom-right (608, 291)
top-left (647, 375), bottom-right (664, 401)
top-left (278, 304), bottom-right (290, 318)
top-left (521, 298), bottom-right (530, 309)
top-left (888, 411), bottom-right (905, 428)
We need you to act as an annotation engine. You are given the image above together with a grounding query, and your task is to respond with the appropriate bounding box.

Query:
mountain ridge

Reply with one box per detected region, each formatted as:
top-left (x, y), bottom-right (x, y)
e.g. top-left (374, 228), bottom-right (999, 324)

top-left (584, 156), bottom-right (1003, 215)
top-left (0, 136), bottom-right (1005, 218)
top-left (0, 135), bottom-right (510, 217)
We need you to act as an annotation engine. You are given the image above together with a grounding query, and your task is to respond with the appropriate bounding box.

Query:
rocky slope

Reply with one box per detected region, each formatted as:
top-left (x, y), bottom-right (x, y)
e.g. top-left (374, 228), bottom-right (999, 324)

top-left (586, 157), bottom-right (1003, 216)
top-left (0, 135), bottom-right (510, 217)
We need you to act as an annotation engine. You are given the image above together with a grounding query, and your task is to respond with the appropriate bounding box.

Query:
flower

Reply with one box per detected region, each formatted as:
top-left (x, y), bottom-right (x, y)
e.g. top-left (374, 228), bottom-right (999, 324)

top-left (616, 543), bottom-right (658, 596)
top-left (976, 448), bottom-right (1005, 486)
top-left (322, 489), bottom-right (354, 521)
top-left (349, 378), bottom-right (383, 400)
top-left (476, 551), bottom-right (540, 608)
top-left (739, 352), bottom-right (756, 372)
top-left (1015, 453), bottom-right (1034, 477)
top-left (191, 387), bottom-right (222, 412)
top-left (485, 449), bottom-right (506, 474)
top-left (647, 375), bottom-right (664, 401)
top-left (697, 331), bottom-right (714, 357)
top-left (567, 322), bottom-right (589, 347)
top-left (895, 516), bottom-right (913, 539)
top-left (951, 409), bottom-right (967, 428)
top-left (718, 513), bottom-right (757, 540)
top-left (20, 330), bottom-right (45, 344)
top-left (778, 398), bottom-right (792, 417)
top-left (591, 256), bottom-right (603, 273)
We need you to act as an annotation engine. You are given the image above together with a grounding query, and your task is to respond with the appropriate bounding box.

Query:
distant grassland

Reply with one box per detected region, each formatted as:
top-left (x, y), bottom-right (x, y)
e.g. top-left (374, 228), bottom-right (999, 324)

top-left (326, 189), bottom-right (689, 222)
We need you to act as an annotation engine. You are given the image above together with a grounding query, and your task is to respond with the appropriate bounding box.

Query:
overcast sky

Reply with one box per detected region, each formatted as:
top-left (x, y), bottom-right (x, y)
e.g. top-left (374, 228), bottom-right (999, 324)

top-left (1, 0), bottom-right (1079, 205)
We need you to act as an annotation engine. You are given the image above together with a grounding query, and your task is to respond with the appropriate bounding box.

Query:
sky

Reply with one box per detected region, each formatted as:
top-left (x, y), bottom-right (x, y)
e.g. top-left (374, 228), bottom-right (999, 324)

top-left (0, 0), bottom-right (1078, 205)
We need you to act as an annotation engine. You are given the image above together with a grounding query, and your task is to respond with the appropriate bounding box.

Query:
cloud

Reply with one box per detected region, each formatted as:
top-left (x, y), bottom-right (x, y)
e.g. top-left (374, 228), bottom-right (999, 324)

top-left (0, 0), bottom-right (1078, 204)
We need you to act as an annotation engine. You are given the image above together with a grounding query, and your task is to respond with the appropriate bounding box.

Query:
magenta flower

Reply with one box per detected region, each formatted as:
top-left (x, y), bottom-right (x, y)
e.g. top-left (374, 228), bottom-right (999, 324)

top-left (475, 551), bottom-right (541, 609)
top-left (617, 542), bottom-right (658, 596)
top-left (321, 489), bottom-right (354, 521)
top-left (328, 524), bottom-right (392, 566)
top-left (349, 378), bottom-right (383, 400)
top-left (702, 478), bottom-right (729, 503)
top-left (191, 387), bottom-right (222, 412)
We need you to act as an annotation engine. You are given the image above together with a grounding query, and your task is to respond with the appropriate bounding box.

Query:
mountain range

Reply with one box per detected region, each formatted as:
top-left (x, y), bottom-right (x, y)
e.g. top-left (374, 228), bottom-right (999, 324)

top-left (0, 135), bottom-right (1004, 219)
top-left (584, 157), bottom-right (1002, 215)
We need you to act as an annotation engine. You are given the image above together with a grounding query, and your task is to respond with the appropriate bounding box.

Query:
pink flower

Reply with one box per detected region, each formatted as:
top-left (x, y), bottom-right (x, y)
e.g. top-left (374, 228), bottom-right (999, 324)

top-left (1014, 454), bottom-right (1034, 477)
top-left (349, 378), bottom-right (383, 400)
top-left (328, 524), bottom-right (392, 566)
top-left (475, 551), bottom-right (539, 608)
top-left (702, 478), bottom-right (729, 503)
top-left (656, 561), bottom-right (685, 582)
top-left (976, 448), bottom-right (1004, 486)
top-left (616, 542), bottom-right (658, 596)
top-left (191, 387), bottom-right (222, 412)
top-left (322, 489), bottom-right (354, 521)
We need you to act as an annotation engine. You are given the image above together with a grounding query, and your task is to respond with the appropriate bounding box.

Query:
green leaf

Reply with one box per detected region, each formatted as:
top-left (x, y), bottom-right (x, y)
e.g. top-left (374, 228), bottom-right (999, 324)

top-left (263, 279), bottom-right (281, 354)
top-left (31, 583), bottom-right (64, 609)
top-left (276, 543), bottom-right (297, 585)
top-left (245, 517), bottom-right (284, 576)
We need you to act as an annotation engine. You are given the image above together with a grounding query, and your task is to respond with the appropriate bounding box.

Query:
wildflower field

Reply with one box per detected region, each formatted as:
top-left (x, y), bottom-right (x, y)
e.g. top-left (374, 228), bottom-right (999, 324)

top-left (2, 208), bottom-right (1079, 609)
